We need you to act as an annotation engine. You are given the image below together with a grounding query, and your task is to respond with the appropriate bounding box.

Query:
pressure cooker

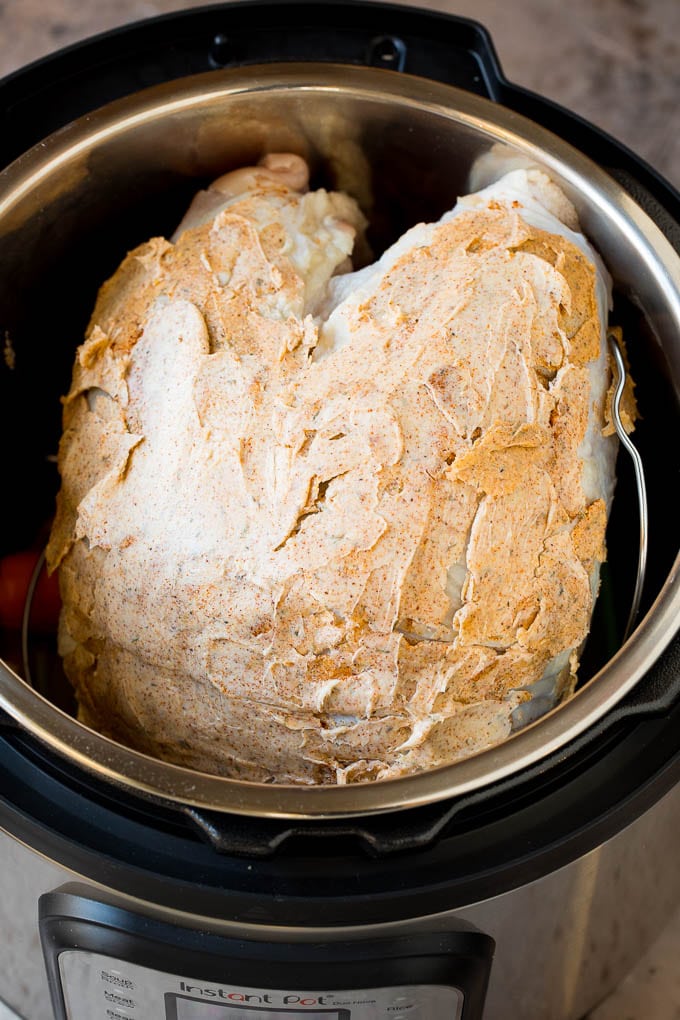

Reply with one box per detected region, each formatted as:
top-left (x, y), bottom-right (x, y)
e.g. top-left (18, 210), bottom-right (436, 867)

top-left (1, 3), bottom-right (679, 1019)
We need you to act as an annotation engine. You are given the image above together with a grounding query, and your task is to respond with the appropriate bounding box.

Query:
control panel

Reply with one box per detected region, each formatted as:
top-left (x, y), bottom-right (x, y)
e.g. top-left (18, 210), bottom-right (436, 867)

top-left (40, 888), bottom-right (493, 1020)
top-left (59, 952), bottom-right (463, 1020)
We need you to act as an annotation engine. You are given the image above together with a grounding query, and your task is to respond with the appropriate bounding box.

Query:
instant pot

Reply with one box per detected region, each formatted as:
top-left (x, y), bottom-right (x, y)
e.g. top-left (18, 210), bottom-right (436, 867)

top-left (1, 3), bottom-right (680, 1019)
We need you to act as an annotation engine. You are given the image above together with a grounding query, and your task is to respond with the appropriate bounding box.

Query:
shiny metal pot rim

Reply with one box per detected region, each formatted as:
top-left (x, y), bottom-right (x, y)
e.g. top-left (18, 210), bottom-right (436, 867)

top-left (1, 63), bottom-right (679, 819)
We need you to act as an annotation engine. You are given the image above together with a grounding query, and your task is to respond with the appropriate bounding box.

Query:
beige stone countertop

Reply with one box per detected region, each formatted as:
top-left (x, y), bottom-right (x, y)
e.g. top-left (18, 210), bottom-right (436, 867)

top-left (0, 1), bottom-right (678, 1019)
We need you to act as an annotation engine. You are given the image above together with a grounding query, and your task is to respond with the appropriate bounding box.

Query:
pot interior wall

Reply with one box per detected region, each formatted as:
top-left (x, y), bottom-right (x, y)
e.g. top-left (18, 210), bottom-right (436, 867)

top-left (0, 67), bottom-right (678, 720)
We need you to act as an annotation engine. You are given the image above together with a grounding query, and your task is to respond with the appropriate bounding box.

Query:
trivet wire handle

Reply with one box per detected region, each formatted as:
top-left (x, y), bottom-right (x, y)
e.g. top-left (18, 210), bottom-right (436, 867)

top-left (608, 331), bottom-right (648, 643)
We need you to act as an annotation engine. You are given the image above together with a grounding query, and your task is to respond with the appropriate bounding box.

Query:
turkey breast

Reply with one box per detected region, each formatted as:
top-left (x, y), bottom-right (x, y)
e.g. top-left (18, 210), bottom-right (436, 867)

top-left (47, 158), bottom-right (625, 784)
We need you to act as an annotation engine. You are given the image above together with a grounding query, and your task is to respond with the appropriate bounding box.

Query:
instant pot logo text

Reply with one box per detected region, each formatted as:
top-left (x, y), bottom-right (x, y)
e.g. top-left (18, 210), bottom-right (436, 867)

top-left (179, 982), bottom-right (332, 1006)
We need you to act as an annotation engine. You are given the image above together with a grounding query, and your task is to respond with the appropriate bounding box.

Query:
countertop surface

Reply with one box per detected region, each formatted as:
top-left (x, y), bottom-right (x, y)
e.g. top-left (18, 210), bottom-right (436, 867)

top-left (1, 1), bottom-right (679, 1018)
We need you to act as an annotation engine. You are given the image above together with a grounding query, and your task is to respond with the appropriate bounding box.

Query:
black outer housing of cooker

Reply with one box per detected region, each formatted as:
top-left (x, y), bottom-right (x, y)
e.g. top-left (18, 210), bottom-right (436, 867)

top-left (1, 0), bottom-right (680, 926)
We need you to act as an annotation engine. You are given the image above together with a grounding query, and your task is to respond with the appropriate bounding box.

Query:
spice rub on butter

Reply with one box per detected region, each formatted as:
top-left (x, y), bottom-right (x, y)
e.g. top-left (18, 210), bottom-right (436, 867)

top-left (47, 161), bottom-right (629, 784)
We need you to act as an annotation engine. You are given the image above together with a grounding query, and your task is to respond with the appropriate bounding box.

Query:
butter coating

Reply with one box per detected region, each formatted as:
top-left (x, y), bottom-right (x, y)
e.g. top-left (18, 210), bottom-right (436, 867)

top-left (47, 162), bottom-right (620, 784)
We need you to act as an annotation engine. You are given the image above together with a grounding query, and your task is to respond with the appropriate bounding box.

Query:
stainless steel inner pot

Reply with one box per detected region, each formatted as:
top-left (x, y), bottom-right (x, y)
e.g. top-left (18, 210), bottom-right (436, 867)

top-left (1, 62), bottom-right (679, 818)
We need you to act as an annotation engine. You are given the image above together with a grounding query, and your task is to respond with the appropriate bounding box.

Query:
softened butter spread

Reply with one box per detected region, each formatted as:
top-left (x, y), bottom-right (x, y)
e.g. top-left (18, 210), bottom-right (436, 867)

top-left (47, 158), bottom-right (631, 784)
